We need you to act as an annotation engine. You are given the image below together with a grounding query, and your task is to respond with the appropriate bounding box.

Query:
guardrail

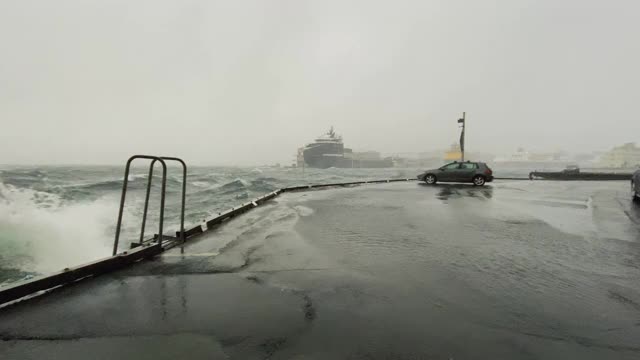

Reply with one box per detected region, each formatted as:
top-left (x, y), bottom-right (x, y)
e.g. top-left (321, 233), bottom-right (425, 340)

top-left (113, 155), bottom-right (168, 256)
top-left (136, 157), bottom-right (187, 248)
top-left (113, 155), bottom-right (188, 255)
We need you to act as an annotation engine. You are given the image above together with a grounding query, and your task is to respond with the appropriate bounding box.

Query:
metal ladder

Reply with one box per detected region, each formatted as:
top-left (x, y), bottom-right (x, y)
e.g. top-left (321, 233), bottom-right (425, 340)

top-left (113, 155), bottom-right (187, 256)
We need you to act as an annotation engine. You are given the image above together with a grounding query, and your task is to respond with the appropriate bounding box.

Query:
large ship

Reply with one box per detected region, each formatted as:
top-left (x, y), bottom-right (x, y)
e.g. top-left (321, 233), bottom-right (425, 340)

top-left (302, 127), bottom-right (394, 168)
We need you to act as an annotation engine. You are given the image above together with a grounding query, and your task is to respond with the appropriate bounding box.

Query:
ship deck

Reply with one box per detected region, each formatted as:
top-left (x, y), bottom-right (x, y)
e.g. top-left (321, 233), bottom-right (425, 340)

top-left (1, 181), bottom-right (640, 359)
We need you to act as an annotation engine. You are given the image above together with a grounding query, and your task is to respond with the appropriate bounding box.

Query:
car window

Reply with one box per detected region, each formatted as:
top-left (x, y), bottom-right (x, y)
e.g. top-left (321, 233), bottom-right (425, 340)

top-left (442, 163), bottom-right (460, 170)
top-left (460, 163), bottom-right (477, 170)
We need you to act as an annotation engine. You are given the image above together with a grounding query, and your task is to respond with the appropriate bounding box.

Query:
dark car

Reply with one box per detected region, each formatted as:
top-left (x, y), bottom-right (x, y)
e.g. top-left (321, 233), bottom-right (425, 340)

top-left (417, 161), bottom-right (494, 186)
top-left (633, 170), bottom-right (640, 201)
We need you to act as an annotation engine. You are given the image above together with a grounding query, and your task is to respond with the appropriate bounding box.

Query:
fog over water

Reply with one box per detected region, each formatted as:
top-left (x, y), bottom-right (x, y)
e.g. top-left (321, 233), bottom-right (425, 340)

top-left (1, 0), bottom-right (639, 166)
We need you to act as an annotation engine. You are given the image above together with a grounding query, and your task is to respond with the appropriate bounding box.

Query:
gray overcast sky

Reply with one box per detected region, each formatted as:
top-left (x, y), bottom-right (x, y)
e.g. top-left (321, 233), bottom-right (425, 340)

top-left (1, 0), bottom-right (638, 165)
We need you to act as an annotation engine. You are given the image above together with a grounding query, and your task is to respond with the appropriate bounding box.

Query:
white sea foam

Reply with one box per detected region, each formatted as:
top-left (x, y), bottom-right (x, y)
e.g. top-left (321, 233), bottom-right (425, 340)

top-left (0, 182), bottom-right (118, 275)
top-left (127, 173), bottom-right (148, 181)
top-left (191, 181), bottom-right (212, 188)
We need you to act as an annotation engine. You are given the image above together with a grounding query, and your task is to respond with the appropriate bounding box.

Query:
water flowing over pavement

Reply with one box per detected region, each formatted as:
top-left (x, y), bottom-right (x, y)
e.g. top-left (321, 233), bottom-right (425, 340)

top-left (1, 180), bottom-right (639, 359)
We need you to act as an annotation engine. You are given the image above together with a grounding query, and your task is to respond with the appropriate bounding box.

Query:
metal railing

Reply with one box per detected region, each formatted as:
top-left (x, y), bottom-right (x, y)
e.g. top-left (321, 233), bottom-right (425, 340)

top-left (112, 155), bottom-right (187, 256)
top-left (139, 157), bottom-right (187, 245)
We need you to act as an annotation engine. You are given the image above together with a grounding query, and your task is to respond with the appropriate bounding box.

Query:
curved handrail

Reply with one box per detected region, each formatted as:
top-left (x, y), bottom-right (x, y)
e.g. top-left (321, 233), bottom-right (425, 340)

top-left (139, 157), bottom-right (187, 244)
top-left (113, 155), bottom-right (167, 256)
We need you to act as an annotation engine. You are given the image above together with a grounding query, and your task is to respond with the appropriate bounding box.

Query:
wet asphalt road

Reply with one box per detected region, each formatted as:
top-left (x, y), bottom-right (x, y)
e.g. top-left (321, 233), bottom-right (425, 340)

top-left (1, 180), bottom-right (639, 359)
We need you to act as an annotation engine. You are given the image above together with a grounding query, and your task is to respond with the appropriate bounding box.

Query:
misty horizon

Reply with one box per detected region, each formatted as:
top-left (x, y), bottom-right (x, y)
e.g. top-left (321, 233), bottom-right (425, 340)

top-left (1, 0), bottom-right (639, 166)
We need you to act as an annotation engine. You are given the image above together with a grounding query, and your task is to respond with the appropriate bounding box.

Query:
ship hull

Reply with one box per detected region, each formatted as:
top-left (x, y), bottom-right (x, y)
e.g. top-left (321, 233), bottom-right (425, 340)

top-left (303, 142), bottom-right (344, 169)
top-left (303, 156), bottom-right (394, 169)
top-left (303, 144), bottom-right (393, 168)
top-left (304, 155), bottom-right (342, 169)
top-left (302, 128), bottom-right (394, 168)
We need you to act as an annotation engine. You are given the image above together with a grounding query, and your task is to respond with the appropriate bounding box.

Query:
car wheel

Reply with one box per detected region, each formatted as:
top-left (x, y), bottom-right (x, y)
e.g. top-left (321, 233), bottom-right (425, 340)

top-left (425, 174), bottom-right (437, 185)
top-left (472, 175), bottom-right (486, 186)
top-left (633, 181), bottom-right (639, 201)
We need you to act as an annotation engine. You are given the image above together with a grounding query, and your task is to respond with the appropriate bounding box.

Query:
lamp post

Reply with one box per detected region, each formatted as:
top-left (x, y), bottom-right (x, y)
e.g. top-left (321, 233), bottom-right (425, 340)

top-left (458, 112), bottom-right (466, 162)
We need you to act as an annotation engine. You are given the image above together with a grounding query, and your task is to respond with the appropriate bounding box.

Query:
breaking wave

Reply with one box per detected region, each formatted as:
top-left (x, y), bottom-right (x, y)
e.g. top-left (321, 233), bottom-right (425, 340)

top-left (0, 183), bottom-right (116, 279)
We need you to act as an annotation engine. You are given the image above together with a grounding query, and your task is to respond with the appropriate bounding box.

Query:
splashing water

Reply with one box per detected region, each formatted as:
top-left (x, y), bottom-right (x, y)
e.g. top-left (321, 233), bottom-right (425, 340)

top-left (0, 183), bottom-right (115, 278)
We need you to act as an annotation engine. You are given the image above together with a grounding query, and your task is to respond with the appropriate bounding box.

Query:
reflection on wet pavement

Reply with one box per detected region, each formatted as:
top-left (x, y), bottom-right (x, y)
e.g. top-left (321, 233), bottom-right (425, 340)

top-left (417, 182), bottom-right (494, 201)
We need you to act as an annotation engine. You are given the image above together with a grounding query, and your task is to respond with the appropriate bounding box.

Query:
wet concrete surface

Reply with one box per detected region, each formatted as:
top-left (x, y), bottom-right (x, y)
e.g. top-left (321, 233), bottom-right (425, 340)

top-left (1, 181), bottom-right (640, 359)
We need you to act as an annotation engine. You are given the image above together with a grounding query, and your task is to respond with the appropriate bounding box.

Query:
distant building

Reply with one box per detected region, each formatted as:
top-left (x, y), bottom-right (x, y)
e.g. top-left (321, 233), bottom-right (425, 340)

top-left (493, 148), bottom-right (571, 163)
top-left (493, 148), bottom-right (530, 162)
top-left (444, 144), bottom-right (462, 162)
top-left (392, 152), bottom-right (443, 168)
top-left (573, 152), bottom-right (600, 166)
top-left (598, 143), bottom-right (640, 168)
